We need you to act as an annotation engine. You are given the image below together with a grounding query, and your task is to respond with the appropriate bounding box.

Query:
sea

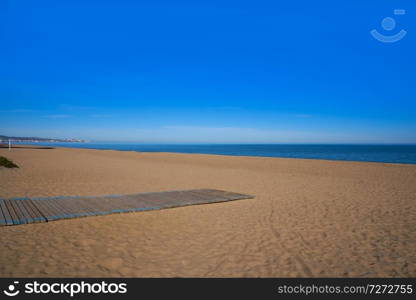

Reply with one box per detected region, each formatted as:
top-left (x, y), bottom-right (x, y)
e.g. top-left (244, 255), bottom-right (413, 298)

top-left (21, 143), bottom-right (416, 164)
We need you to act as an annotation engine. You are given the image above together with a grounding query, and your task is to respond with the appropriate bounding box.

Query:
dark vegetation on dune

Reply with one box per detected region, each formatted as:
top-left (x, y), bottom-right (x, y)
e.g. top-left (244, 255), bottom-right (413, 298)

top-left (0, 156), bottom-right (19, 168)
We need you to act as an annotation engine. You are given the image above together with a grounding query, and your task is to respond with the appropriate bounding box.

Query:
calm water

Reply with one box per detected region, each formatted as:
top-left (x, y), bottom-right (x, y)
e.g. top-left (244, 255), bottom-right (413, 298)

top-left (23, 143), bottom-right (416, 164)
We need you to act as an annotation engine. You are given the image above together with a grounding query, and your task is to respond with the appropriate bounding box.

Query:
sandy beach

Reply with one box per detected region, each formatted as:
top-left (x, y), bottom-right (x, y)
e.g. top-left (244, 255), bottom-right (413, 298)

top-left (0, 146), bottom-right (415, 277)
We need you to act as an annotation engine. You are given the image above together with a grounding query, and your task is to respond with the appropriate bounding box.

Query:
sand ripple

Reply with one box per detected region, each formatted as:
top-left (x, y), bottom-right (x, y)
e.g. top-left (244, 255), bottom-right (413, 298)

top-left (1, 147), bottom-right (415, 277)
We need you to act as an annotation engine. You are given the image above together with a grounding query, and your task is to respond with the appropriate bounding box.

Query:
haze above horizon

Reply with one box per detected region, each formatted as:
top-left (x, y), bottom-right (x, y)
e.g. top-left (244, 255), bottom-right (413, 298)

top-left (2, 0), bottom-right (415, 144)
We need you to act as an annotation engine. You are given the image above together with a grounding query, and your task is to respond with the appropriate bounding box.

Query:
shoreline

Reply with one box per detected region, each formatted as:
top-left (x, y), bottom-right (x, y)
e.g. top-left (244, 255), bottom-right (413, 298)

top-left (4, 143), bottom-right (416, 166)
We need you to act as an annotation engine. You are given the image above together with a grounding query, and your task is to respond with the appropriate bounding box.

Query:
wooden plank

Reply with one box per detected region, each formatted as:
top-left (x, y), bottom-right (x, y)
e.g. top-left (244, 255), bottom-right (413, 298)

top-left (50, 198), bottom-right (70, 218)
top-left (35, 199), bottom-right (56, 220)
top-left (4, 199), bottom-right (24, 225)
top-left (0, 199), bottom-right (6, 226)
top-left (30, 198), bottom-right (57, 222)
top-left (47, 197), bottom-right (72, 219)
top-left (105, 196), bottom-right (137, 214)
top-left (88, 197), bottom-right (111, 215)
top-left (67, 197), bottom-right (92, 217)
top-left (75, 197), bottom-right (101, 216)
top-left (19, 198), bottom-right (38, 224)
top-left (103, 198), bottom-right (127, 213)
top-left (91, 197), bottom-right (118, 215)
top-left (49, 196), bottom-right (84, 218)
top-left (115, 195), bottom-right (142, 209)
top-left (4, 200), bottom-right (18, 225)
top-left (121, 194), bottom-right (157, 210)
top-left (72, 197), bottom-right (99, 216)
top-left (188, 190), bottom-right (217, 202)
top-left (162, 191), bottom-right (196, 207)
top-left (99, 196), bottom-right (121, 211)
top-left (100, 195), bottom-right (143, 214)
top-left (42, 198), bottom-right (64, 220)
top-left (196, 189), bottom-right (229, 201)
top-left (135, 192), bottom-right (174, 207)
top-left (24, 199), bottom-right (46, 223)
top-left (19, 199), bottom-right (37, 223)
top-left (150, 191), bottom-right (181, 205)
top-left (167, 190), bottom-right (206, 206)
top-left (15, 198), bottom-right (36, 224)
top-left (206, 189), bottom-right (254, 200)
top-left (149, 191), bottom-right (179, 209)
top-left (123, 195), bottom-right (152, 212)
top-left (67, 196), bottom-right (91, 216)
top-left (10, 199), bottom-right (29, 224)
top-left (40, 199), bottom-right (64, 221)
top-left (95, 196), bottom-right (118, 210)
top-left (26, 200), bottom-right (47, 223)
top-left (141, 191), bottom-right (192, 208)
top-left (0, 199), bottom-right (13, 225)
top-left (171, 190), bottom-right (210, 207)
top-left (189, 189), bottom-right (251, 203)
top-left (55, 197), bottom-right (81, 218)
top-left (94, 197), bottom-right (115, 214)
top-left (99, 196), bottom-right (132, 214)
top-left (58, 198), bottom-right (79, 218)
top-left (72, 197), bottom-right (97, 217)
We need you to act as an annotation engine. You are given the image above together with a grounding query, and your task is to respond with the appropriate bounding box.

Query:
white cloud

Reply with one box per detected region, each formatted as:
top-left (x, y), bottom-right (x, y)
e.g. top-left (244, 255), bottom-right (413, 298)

top-left (44, 114), bottom-right (71, 119)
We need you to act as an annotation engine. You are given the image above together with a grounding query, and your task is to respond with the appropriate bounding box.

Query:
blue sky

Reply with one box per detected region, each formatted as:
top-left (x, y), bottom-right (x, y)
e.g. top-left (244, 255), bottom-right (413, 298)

top-left (1, 0), bottom-right (415, 143)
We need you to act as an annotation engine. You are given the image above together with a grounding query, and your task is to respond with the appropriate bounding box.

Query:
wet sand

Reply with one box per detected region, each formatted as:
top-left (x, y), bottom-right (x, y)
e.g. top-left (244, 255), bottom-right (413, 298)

top-left (0, 146), bottom-right (415, 277)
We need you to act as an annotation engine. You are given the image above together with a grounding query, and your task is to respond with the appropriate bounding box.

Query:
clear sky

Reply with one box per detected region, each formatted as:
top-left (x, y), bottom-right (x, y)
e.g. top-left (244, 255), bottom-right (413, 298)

top-left (1, 0), bottom-right (415, 143)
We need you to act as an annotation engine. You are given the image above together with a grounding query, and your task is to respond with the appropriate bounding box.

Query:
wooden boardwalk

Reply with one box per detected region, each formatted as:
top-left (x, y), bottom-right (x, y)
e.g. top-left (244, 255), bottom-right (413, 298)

top-left (0, 189), bottom-right (253, 226)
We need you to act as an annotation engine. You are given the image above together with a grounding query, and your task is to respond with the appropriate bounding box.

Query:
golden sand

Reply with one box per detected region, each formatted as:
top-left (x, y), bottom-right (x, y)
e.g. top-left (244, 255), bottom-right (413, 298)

top-left (0, 146), bottom-right (415, 277)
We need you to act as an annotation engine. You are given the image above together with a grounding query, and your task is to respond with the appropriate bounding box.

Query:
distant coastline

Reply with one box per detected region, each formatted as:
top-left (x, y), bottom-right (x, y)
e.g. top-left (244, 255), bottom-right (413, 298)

top-left (0, 135), bottom-right (85, 143)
